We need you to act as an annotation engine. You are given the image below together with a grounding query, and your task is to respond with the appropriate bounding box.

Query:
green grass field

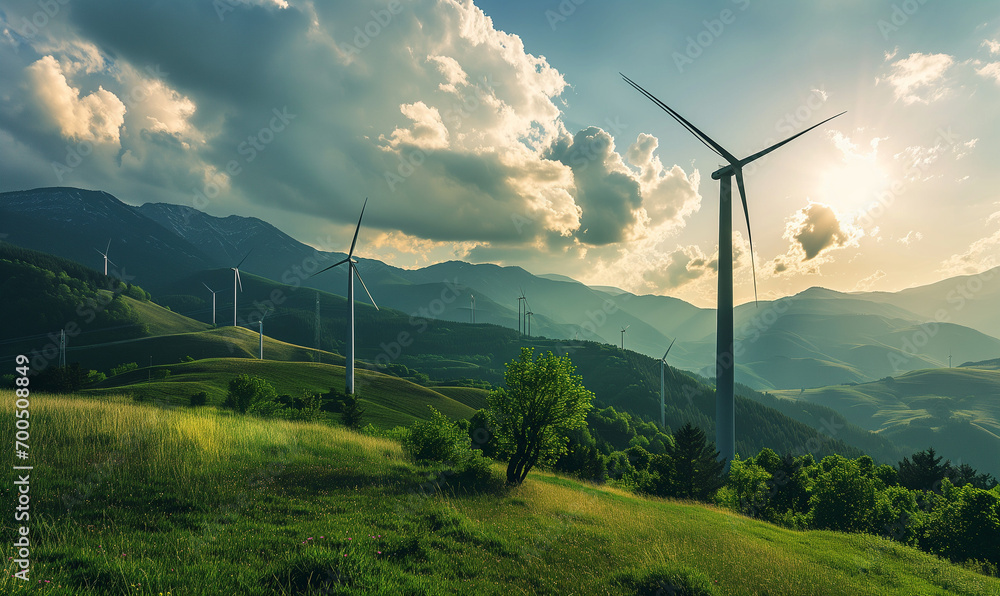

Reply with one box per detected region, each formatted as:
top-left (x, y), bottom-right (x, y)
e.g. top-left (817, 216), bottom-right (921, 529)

top-left (2, 392), bottom-right (998, 595)
top-left (84, 357), bottom-right (476, 429)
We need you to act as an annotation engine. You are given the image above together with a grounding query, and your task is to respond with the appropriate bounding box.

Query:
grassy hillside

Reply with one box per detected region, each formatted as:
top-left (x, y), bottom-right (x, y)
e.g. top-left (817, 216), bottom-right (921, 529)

top-left (2, 392), bottom-right (997, 595)
top-left (773, 367), bottom-right (1000, 477)
top-left (64, 326), bottom-right (339, 375)
top-left (85, 357), bottom-right (476, 428)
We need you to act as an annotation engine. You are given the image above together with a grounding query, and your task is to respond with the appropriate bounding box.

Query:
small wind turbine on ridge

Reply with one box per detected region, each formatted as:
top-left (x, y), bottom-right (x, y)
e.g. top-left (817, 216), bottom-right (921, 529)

top-left (620, 325), bottom-right (629, 350)
top-left (202, 282), bottom-right (219, 326)
top-left (659, 338), bottom-right (676, 431)
top-left (311, 198), bottom-right (378, 395)
top-left (622, 73), bottom-right (844, 468)
top-left (94, 239), bottom-right (116, 276)
top-left (231, 249), bottom-right (253, 327)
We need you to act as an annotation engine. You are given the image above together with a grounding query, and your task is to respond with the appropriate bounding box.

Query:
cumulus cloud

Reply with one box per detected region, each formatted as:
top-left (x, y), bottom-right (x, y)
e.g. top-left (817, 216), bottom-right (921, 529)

top-left (642, 244), bottom-right (718, 291)
top-left (898, 230), bottom-right (923, 245)
top-left (940, 229), bottom-right (1000, 275)
top-left (854, 269), bottom-right (886, 291)
top-left (878, 52), bottom-right (954, 104)
top-left (771, 202), bottom-right (861, 275)
top-left (25, 55), bottom-right (125, 142)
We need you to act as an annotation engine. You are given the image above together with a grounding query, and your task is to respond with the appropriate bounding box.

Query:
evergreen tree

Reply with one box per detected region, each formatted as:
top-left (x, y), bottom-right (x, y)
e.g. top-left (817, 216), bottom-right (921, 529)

top-left (666, 422), bottom-right (726, 501)
top-left (340, 393), bottom-right (366, 430)
top-left (898, 448), bottom-right (951, 492)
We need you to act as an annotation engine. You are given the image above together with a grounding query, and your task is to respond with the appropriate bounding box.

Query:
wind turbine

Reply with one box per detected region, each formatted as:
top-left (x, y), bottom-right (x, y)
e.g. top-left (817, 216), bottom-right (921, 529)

top-left (258, 308), bottom-right (272, 360)
top-left (622, 73), bottom-right (844, 468)
top-left (525, 311), bottom-right (533, 336)
top-left (94, 239), bottom-right (116, 276)
top-left (311, 198), bottom-right (378, 395)
top-left (231, 249), bottom-right (253, 327)
top-left (659, 338), bottom-right (677, 431)
top-left (517, 290), bottom-right (527, 335)
top-left (471, 294), bottom-right (476, 324)
top-left (202, 283), bottom-right (219, 326)
top-left (620, 325), bottom-right (629, 350)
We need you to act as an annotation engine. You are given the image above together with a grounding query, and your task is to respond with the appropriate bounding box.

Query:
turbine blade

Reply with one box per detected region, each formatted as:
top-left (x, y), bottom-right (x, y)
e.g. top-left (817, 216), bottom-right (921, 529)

top-left (663, 337), bottom-right (676, 359)
top-left (105, 239), bottom-right (111, 254)
top-left (310, 257), bottom-right (351, 277)
top-left (354, 266), bottom-right (379, 310)
top-left (741, 111), bottom-right (846, 166)
top-left (235, 268), bottom-right (243, 292)
top-left (236, 247), bottom-right (254, 269)
top-left (203, 282), bottom-right (215, 293)
top-left (621, 74), bottom-right (735, 163)
top-left (734, 168), bottom-right (759, 306)
top-left (94, 248), bottom-right (106, 257)
top-left (107, 258), bottom-right (118, 268)
top-left (348, 198), bottom-right (368, 258)
top-left (624, 325), bottom-right (630, 331)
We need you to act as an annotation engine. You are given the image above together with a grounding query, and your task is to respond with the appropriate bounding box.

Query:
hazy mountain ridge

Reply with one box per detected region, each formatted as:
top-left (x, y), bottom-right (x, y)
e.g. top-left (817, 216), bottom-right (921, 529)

top-left (3, 186), bottom-right (999, 391)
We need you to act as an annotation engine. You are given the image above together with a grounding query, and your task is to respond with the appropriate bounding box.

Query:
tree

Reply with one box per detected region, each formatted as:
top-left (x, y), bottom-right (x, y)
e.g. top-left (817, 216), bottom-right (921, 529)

top-left (666, 422), bottom-right (726, 500)
top-left (225, 374), bottom-right (277, 414)
top-left (898, 447), bottom-right (951, 492)
top-left (809, 455), bottom-right (877, 533)
top-left (340, 392), bottom-right (366, 429)
top-left (486, 348), bottom-right (594, 485)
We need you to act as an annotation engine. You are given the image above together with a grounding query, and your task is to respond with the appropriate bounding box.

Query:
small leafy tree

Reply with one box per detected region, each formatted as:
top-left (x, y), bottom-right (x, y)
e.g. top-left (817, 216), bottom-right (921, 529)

top-left (225, 374), bottom-right (277, 414)
top-left (189, 391), bottom-right (208, 407)
top-left (340, 392), bottom-right (366, 429)
top-left (486, 348), bottom-right (594, 485)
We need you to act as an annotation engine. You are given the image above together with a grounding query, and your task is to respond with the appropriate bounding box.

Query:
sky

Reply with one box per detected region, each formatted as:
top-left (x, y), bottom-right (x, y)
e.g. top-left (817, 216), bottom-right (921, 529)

top-left (1, 0), bottom-right (998, 307)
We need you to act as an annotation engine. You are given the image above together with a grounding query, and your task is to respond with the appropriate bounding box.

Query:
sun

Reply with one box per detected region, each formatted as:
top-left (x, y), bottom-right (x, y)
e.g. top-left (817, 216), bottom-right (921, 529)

top-left (817, 157), bottom-right (891, 214)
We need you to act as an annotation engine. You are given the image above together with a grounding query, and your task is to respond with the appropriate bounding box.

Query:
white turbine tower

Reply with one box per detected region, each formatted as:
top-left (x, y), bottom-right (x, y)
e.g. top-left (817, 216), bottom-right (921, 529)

top-left (471, 294), bottom-right (476, 324)
top-left (202, 283), bottom-right (219, 326)
top-left (231, 249), bottom-right (253, 327)
top-left (620, 325), bottom-right (629, 350)
top-left (659, 338), bottom-right (677, 431)
top-left (517, 290), bottom-right (527, 335)
top-left (623, 73), bottom-right (844, 468)
top-left (525, 311), bottom-right (533, 336)
top-left (94, 239), bottom-right (116, 276)
top-left (312, 199), bottom-right (378, 395)
top-left (259, 308), bottom-right (272, 360)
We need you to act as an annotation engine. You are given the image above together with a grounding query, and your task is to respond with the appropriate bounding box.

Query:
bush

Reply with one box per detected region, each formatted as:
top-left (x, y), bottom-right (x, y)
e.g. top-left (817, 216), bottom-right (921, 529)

top-left (189, 392), bottom-right (208, 407)
top-left (85, 370), bottom-right (106, 385)
top-left (340, 393), bottom-right (366, 429)
top-left (110, 362), bottom-right (139, 376)
top-left (612, 562), bottom-right (719, 595)
top-left (154, 369), bottom-right (171, 380)
top-left (403, 407), bottom-right (495, 487)
top-left (225, 374), bottom-right (277, 414)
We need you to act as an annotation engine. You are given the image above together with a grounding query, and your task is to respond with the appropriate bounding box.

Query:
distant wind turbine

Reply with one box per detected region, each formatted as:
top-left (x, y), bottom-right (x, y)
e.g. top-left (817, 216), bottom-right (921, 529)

top-left (525, 311), bottom-right (533, 336)
top-left (258, 308), bottom-right (272, 360)
top-left (94, 239), bottom-right (116, 276)
top-left (471, 294), bottom-right (476, 324)
top-left (231, 249), bottom-right (253, 327)
top-left (517, 290), bottom-right (527, 335)
top-left (623, 73), bottom-right (844, 468)
top-left (659, 338), bottom-right (677, 431)
top-left (202, 282), bottom-right (219, 326)
top-left (620, 325), bottom-right (629, 350)
top-left (311, 198), bottom-right (378, 395)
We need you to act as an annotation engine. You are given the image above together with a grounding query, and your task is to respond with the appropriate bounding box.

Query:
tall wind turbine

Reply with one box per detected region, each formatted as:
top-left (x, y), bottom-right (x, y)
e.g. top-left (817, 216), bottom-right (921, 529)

top-left (620, 325), bottom-right (629, 350)
top-left (525, 311), bottom-right (533, 336)
top-left (517, 290), bottom-right (527, 335)
top-left (231, 249), bottom-right (253, 327)
top-left (623, 74), bottom-right (844, 468)
top-left (312, 199), bottom-right (378, 395)
top-left (659, 338), bottom-right (677, 431)
top-left (470, 294), bottom-right (476, 324)
top-left (202, 283), bottom-right (219, 326)
top-left (94, 239), bottom-right (116, 276)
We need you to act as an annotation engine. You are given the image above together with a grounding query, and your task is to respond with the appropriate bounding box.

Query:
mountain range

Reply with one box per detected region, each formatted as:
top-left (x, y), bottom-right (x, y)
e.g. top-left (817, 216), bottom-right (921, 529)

top-left (3, 186), bottom-right (999, 393)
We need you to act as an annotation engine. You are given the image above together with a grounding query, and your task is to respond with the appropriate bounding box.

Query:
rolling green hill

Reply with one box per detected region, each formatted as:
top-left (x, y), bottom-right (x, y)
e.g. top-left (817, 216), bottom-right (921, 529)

top-left (2, 392), bottom-right (997, 595)
top-left (85, 357), bottom-right (476, 428)
top-left (772, 367), bottom-right (1000, 477)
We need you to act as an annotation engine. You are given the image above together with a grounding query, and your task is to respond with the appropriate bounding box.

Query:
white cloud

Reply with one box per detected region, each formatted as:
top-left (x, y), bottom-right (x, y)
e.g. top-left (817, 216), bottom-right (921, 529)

top-left (983, 39), bottom-right (1000, 55)
top-left (878, 52), bottom-right (954, 104)
top-left (771, 202), bottom-right (862, 275)
top-left (940, 229), bottom-right (1000, 275)
top-left (854, 269), bottom-right (886, 291)
top-left (24, 55), bottom-right (125, 142)
top-left (898, 230), bottom-right (923, 245)
top-left (976, 61), bottom-right (1000, 84)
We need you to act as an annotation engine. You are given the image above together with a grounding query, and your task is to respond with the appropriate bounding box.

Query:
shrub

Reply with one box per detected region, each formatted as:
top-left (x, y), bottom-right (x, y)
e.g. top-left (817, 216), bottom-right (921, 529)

top-left (189, 392), bottom-right (208, 407)
top-left (612, 562), bottom-right (719, 595)
top-left (225, 374), bottom-right (277, 414)
top-left (403, 407), bottom-right (495, 487)
top-left (110, 362), bottom-right (139, 376)
top-left (340, 393), bottom-right (366, 429)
